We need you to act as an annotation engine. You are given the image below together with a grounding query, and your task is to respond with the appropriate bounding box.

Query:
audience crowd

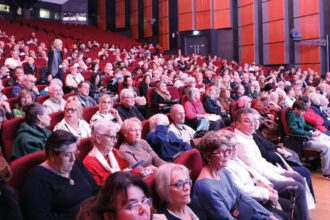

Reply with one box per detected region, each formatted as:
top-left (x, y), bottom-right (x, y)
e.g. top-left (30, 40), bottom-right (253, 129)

top-left (1, 24), bottom-right (330, 220)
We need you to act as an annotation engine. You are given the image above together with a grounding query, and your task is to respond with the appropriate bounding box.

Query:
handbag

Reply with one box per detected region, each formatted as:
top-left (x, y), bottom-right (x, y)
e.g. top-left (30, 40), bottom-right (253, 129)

top-left (231, 196), bottom-right (270, 220)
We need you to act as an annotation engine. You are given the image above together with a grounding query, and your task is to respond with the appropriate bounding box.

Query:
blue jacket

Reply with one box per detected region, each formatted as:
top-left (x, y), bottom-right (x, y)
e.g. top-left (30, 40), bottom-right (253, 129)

top-left (147, 125), bottom-right (192, 161)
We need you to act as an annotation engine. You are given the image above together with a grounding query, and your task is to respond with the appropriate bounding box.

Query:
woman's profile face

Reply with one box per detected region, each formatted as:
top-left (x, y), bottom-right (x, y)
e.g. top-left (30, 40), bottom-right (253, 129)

top-left (53, 142), bottom-right (78, 174)
top-left (116, 186), bottom-right (151, 220)
top-left (38, 107), bottom-right (51, 127)
top-left (208, 146), bottom-right (232, 170)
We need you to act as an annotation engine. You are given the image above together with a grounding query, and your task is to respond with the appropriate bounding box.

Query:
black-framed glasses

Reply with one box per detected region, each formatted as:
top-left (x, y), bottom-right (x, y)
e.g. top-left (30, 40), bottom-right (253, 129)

top-left (121, 197), bottom-right (152, 211)
top-left (171, 179), bottom-right (192, 190)
top-left (211, 148), bottom-right (233, 156)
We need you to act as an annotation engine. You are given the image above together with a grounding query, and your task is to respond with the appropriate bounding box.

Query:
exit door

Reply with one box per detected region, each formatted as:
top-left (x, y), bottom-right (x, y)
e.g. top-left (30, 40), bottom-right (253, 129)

top-left (184, 35), bottom-right (209, 56)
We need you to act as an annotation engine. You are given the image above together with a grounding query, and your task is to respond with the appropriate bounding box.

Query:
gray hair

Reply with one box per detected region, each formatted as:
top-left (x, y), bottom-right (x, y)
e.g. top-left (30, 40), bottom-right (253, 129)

top-left (92, 118), bottom-right (120, 136)
top-left (187, 88), bottom-right (200, 101)
top-left (149, 114), bottom-right (170, 132)
top-left (155, 163), bottom-right (190, 205)
top-left (120, 117), bottom-right (142, 135)
top-left (119, 88), bottom-right (134, 101)
top-left (308, 93), bottom-right (321, 106)
top-left (170, 104), bottom-right (184, 115)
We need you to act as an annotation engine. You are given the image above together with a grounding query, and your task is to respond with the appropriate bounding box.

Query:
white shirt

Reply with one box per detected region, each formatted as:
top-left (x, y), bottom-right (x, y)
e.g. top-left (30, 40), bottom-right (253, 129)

top-left (225, 158), bottom-right (271, 201)
top-left (54, 119), bottom-right (91, 138)
top-left (169, 123), bottom-right (195, 143)
top-left (234, 129), bottom-right (287, 182)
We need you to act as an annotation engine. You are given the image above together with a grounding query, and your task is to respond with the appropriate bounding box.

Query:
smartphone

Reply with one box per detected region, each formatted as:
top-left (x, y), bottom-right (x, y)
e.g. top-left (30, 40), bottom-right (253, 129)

top-left (130, 160), bottom-right (145, 169)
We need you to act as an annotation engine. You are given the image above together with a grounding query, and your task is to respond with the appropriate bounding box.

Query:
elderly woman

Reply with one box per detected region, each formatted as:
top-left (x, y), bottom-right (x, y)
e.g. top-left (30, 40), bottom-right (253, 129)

top-left (54, 99), bottom-right (91, 138)
top-left (152, 82), bottom-right (178, 113)
top-left (185, 88), bottom-right (224, 131)
top-left (155, 163), bottom-right (199, 220)
top-left (20, 130), bottom-right (98, 220)
top-left (147, 114), bottom-right (191, 162)
top-left (183, 76), bottom-right (197, 95)
top-left (11, 103), bottom-right (51, 160)
top-left (83, 119), bottom-right (130, 185)
top-left (77, 172), bottom-right (166, 220)
top-left (191, 130), bottom-right (273, 220)
top-left (119, 118), bottom-right (166, 177)
top-left (13, 90), bottom-right (34, 118)
top-left (203, 85), bottom-right (231, 125)
top-left (305, 93), bottom-right (330, 135)
top-left (90, 94), bottom-right (122, 125)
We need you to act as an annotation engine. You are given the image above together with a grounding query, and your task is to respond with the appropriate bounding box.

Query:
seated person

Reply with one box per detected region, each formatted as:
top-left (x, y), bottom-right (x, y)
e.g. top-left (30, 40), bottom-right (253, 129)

top-left (21, 130), bottom-right (98, 219)
top-left (155, 163), bottom-right (199, 219)
top-left (191, 130), bottom-right (273, 220)
top-left (11, 73), bottom-right (40, 98)
top-left (90, 94), bottom-right (122, 125)
top-left (119, 118), bottom-right (166, 177)
top-left (203, 85), bottom-right (231, 125)
top-left (151, 82), bottom-right (178, 113)
top-left (76, 81), bottom-right (97, 108)
top-left (169, 104), bottom-right (196, 143)
top-left (54, 99), bottom-right (91, 138)
top-left (0, 80), bottom-right (13, 125)
top-left (185, 88), bottom-right (224, 131)
top-left (77, 172), bottom-right (164, 220)
top-left (13, 90), bottom-right (35, 118)
top-left (0, 152), bottom-right (23, 220)
top-left (11, 103), bottom-right (51, 160)
top-left (115, 89), bottom-right (144, 121)
top-left (219, 88), bottom-right (233, 112)
top-left (231, 83), bottom-right (245, 101)
top-left (83, 119), bottom-right (130, 185)
top-left (147, 114), bottom-right (192, 162)
top-left (65, 63), bottom-right (84, 91)
top-left (287, 100), bottom-right (330, 179)
top-left (305, 93), bottom-right (330, 135)
top-left (234, 108), bottom-right (310, 219)
top-left (42, 81), bottom-right (66, 114)
top-left (7, 66), bottom-right (24, 87)
top-left (139, 74), bottom-right (152, 97)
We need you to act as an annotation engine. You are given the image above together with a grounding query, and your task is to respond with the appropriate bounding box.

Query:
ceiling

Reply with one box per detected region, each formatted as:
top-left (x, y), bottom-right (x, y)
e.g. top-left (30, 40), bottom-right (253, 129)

top-left (38, 0), bottom-right (69, 4)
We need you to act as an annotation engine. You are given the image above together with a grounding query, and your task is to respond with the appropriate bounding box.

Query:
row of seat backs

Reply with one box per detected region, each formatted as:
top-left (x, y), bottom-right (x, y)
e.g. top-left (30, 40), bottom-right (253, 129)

top-left (1, 106), bottom-right (98, 161)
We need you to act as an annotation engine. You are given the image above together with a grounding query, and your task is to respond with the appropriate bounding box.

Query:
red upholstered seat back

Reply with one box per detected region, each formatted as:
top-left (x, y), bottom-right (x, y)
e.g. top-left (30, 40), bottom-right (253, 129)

top-left (281, 107), bottom-right (291, 136)
top-left (175, 149), bottom-right (203, 182)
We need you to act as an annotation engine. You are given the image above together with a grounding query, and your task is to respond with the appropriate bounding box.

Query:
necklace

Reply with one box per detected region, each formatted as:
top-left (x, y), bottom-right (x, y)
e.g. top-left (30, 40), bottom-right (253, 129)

top-left (42, 161), bottom-right (75, 186)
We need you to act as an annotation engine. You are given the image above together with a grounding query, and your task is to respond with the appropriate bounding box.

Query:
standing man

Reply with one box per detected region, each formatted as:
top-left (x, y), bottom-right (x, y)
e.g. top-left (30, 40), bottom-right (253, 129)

top-left (48, 39), bottom-right (63, 81)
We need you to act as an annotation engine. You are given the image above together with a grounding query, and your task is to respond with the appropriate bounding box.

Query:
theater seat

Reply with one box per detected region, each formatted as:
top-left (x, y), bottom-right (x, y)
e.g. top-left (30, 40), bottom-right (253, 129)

top-left (146, 87), bottom-right (156, 109)
top-left (1, 117), bottom-right (25, 161)
top-left (36, 94), bottom-right (49, 104)
top-left (141, 119), bottom-right (150, 140)
top-left (8, 150), bottom-right (46, 194)
top-left (47, 111), bottom-right (64, 131)
top-left (175, 149), bottom-right (203, 182)
top-left (77, 137), bottom-right (93, 160)
top-left (1, 86), bottom-right (14, 98)
top-left (82, 106), bottom-right (99, 122)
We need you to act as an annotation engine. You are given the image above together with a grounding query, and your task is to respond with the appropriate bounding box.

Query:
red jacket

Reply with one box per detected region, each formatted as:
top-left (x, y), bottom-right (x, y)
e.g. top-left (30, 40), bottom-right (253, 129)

top-left (83, 148), bottom-right (128, 185)
top-left (185, 100), bottom-right (206, 119)
top-left (304, 108), bottom-right (328, 133)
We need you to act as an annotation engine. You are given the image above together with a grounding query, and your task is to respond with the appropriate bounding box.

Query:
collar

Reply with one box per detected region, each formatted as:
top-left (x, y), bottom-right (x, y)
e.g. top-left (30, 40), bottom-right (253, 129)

top-left (234, 128), bottom-right (253, 139)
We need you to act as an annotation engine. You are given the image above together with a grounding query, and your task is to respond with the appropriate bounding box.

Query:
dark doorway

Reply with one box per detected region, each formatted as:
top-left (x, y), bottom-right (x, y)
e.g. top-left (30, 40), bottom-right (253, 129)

top-left (184, 35), bottom-right (209, 56)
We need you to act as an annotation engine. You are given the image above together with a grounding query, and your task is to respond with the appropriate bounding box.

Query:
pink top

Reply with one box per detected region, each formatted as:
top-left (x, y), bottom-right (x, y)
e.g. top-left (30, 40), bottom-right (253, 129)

top-left (185, 100), bottom-right (206, 119)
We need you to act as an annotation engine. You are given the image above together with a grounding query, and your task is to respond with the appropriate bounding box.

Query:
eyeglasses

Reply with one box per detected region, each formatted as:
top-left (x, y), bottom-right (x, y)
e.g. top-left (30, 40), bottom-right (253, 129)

top-left (171, 179), bottom-right (192, 190)
top-left (100, 134), bottom-right (117, 140)
top-left (56, 149), bottom-right (80, 159)
top-left (241, 119), bottom-right (258, 124)
top-left (27, 80), bottom-right (36, 83)
top-left (211, 148), bottom-right (232, 156)
top-left (122, 197), bottom-right (152, 211)
top-left (123, 96), bottom-right (134, 100)
top-left (101, 101), bottom-right (112, 104)
top-left (65, 108), bottom-right (78, 113)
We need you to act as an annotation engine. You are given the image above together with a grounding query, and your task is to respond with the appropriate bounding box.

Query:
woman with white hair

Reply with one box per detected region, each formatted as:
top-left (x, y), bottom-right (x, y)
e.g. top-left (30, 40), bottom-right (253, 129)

top-left (155, 163), bottom-right (199, 220)
top-left (83, 118), bottom-right (130, 185)
top-left (54, 99), bottom-right (91, 138)
top-left (119, 118), bottom-right (166, 177)
top-left (304, 93), bottom-right (330, 135)
top-left (147, 114), bottom-right (192, 162)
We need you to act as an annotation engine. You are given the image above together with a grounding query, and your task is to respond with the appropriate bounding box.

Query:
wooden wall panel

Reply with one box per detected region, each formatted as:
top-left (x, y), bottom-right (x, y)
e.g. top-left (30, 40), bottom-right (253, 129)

top-left (130, 0), bottom-right (138, 39)
top-left (178, 0), bottom-right (194, 31)
top-left (116, 0), bottom-right (125, 29)
top-left (196, 0), bottom-right (211, 30)
top-left (159, 0), bottom-right (169, 50)
top-left (294, 0), bottom-right (321, 73)
top-left (240, 45), bottom-right (255, 63)
top-left (214, 0), bottom-right (231, 29)
top-left (268, 42), bottom-right (285, 64)
top-left (97, 0), bottom-right (107, 31)
top-left (144, 0), bottom-right (153, 37)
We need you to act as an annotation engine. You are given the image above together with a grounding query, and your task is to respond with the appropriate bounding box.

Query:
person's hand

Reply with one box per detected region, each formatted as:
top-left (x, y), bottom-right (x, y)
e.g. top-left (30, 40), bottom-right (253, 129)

top-left (110, 108), bottom-right (120, 117)
top-left (1, 101), bottom-right (11, 113)
top-left (122, 168), bottom-right (132, 172)
top-left (47, 74), bottom-right (53, 82)
top-left (277, 148), bottom-right (292, 158)
top-left (32, 86), bottom-right (39, 94)
top-left (268, 190), bottom-right (279, 203)
top-left (311, 130), bottom-right (321, 137)
top-left (267, 114), bottom-right (274, 120)
top-left (270, 214), bottom-right (279, 220)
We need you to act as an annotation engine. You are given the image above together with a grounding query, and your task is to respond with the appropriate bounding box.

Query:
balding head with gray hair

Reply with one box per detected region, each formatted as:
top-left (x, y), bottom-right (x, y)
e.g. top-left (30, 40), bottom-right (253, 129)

top-left (149, 113), bottom-right (170, 132)
top-left (308, 93), bottom-right (321, 106)
top-left (119, 88), bottom-right (134, 102)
